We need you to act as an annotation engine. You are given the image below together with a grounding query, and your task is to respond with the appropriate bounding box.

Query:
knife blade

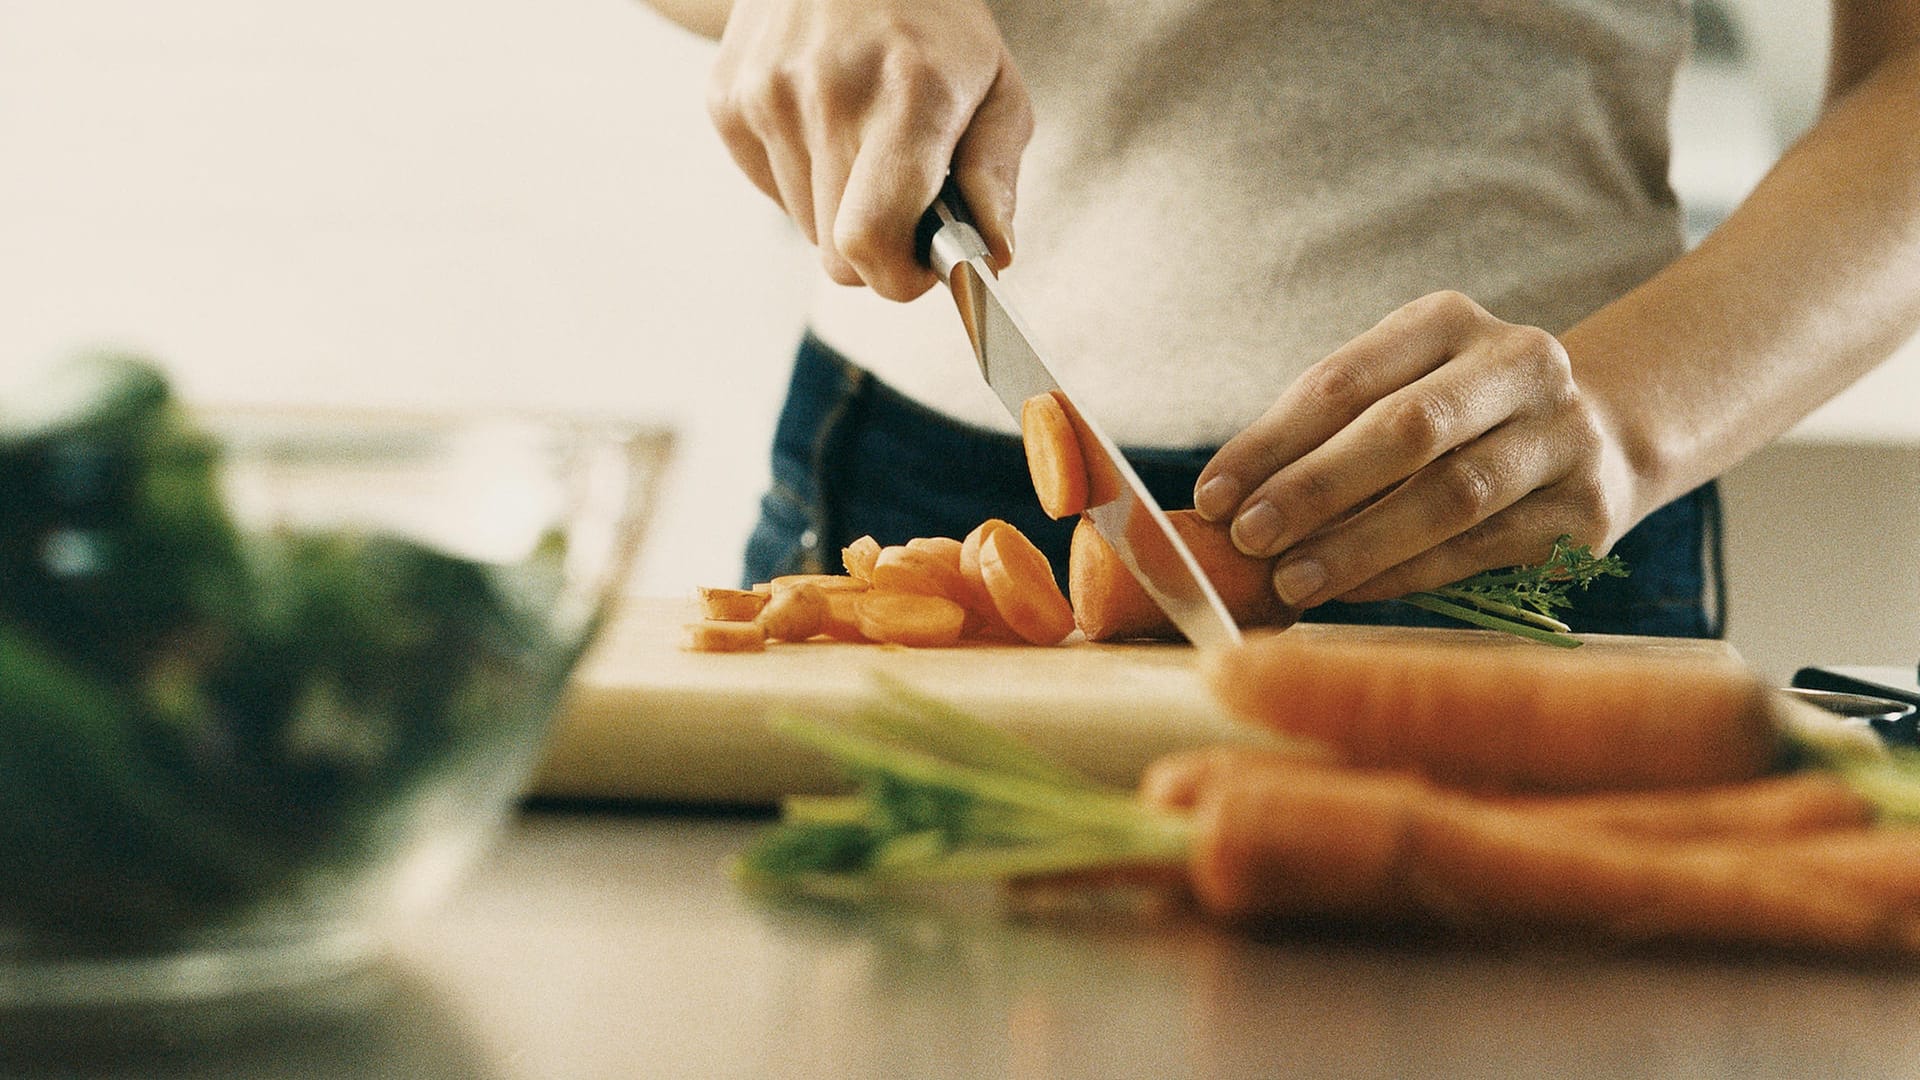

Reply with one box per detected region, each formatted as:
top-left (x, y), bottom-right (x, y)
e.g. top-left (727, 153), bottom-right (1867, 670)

top-left (914, 179), bottom-right (1243, 650)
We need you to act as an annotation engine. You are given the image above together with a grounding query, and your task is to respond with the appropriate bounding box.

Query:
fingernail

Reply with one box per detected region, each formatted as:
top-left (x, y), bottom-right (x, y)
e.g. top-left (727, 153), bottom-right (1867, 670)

top-left (1230, 502), bottom-right (1283, 557)
top-left (1194, 476), bottom-right (1239, 521)
top-left (1273, 559), bottom-right (1327, 607)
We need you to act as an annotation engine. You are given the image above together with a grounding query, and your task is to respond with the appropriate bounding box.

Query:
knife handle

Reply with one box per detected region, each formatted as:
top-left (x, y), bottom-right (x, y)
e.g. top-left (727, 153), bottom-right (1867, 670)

top-left (914, 175), bottom-right (992, 280)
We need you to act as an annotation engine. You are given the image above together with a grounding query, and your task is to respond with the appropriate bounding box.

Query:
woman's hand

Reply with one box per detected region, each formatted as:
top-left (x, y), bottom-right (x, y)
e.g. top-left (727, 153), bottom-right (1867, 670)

top-left (707, 0), bottom-right (1033, 300)
top-left (1193, 291), bottom-right (1642, 610)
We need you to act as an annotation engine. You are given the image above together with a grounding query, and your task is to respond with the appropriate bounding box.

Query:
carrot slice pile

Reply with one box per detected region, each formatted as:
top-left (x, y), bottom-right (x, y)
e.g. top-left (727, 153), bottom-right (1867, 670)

top-left (685, 518), bottom-right (1074, 650)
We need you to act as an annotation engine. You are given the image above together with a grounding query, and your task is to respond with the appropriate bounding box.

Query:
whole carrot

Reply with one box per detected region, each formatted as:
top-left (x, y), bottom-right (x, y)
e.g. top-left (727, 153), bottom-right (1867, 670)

top-left (1069, 512), bottom-right (1294, 641)
top-left (1163, 753), bottom-right (1920, 956)
top-left (1204, 626), bottom-right (1780, 792)
top-left (1144, 748), bottom-right (1874, 842)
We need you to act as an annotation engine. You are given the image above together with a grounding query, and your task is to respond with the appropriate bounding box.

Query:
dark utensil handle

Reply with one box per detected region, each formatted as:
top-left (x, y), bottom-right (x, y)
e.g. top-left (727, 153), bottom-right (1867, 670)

top-left (914, 176), bottom-right (986, 275)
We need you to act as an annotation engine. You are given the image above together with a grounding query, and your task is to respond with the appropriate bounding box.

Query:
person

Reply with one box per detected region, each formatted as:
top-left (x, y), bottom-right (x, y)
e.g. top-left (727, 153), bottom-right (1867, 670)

top-left (644, 0), bottom-right (1920, 637)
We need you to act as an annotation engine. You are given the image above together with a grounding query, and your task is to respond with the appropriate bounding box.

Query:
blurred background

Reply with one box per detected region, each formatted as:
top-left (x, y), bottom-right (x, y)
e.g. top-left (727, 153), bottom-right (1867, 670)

top-left (1, 0), bottom-right (1913, 682)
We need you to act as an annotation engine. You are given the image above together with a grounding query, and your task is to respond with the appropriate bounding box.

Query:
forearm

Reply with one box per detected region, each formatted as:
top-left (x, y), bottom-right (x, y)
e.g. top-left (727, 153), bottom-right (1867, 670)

top-left (1566, 40), bottom-right (1920, 521)
top-left (640, 0), bottom-right (731, 38)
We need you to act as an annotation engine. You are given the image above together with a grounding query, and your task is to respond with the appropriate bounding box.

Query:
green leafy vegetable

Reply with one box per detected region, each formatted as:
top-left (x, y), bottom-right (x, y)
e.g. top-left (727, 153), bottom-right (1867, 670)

top-left (734, 677), bottom-right (1193, 891)
top-left (1400, 535), bottom-right (1629, 647)
top-left (0, 354), bottom-right (580, 945)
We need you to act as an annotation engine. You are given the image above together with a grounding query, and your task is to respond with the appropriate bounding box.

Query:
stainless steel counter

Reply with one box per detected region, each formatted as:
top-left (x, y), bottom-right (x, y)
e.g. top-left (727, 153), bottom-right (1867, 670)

top-left (7, 808), bottom-right (1920, 1079)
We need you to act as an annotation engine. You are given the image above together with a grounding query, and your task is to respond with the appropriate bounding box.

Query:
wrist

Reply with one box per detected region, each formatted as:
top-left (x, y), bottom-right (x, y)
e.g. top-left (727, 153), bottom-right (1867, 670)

top-left (1562, 332), bottom-right (1681, 546)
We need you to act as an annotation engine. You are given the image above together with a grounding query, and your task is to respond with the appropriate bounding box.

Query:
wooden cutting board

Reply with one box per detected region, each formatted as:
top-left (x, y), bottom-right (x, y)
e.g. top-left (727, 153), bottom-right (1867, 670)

top-left (528, 597), bottom-right (1748, 805)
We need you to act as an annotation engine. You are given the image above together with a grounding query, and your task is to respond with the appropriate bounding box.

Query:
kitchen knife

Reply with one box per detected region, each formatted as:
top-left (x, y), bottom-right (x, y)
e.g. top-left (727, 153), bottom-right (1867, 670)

top-left (914, 179), bottom-right (1242, 650)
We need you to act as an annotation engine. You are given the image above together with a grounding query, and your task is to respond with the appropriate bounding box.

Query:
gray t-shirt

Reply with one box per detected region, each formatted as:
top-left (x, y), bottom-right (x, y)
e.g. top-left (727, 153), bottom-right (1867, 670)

top-left (807, 0), bottom-right (1691, 447)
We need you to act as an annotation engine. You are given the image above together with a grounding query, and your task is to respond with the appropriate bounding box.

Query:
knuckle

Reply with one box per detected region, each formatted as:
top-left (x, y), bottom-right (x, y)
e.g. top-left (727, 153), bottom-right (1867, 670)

top-left (1563, 471), bottom-right (1614, 537)
top-left (732, 71), bottom-right (798, 130)
top-left (1383, 395), bottom-right (1453, 457)
top-left (1410, 289), bottom-right (1482, 329)
top-left (1510, 324), bottom-right (1569, 367)
top-left (1432, 453), bottom-right (1501, 522)
top-left (1279, 464), bottom-right (1342, 517)
top-left (820, 250), bottom-right (863, 287)
top-left (832, 211), bottom-right (896, 270)
top-left (876, 39), bottom-right (944, 96)
top-left (1509, 326), bottom-right (1575, 394)
top-left (1561, 398), bottom-right (1606, 458)
top-left (1297, 360), bottom-right (1367, 417)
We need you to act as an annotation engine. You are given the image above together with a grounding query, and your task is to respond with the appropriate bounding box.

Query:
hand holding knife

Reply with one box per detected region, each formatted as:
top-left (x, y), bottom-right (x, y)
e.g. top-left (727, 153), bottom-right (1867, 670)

top-left (915, 179), bottom-right (1243, 650)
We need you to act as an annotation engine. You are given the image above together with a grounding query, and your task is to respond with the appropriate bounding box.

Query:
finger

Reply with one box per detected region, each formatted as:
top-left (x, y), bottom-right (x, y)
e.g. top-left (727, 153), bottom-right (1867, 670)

top-left (726, 67), bottom-right (819, 244)
top-left (836, 91), bottom-right (961, 301)
top-left (1193, 290), bottom-right (1492, 522)
top-left (759, 135), bottom-right (818, 247)
top-left (1224, 326), bottom-right (1551, 559)
top-left (950, 64), bottom-right (1033, 270)
top-left (808, 128), bottom-right (862, 286)
top-left (1332, 486), bottom-right (1608, 604)
top-left (1261, 420), bottom-right (1568, 609)
top-left (707, 82), bottom-right (782, 206)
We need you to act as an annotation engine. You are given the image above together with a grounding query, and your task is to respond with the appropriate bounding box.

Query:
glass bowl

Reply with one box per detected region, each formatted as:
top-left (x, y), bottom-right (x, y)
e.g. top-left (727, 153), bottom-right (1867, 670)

top-left (0, 357), bottom-right (672, 1004)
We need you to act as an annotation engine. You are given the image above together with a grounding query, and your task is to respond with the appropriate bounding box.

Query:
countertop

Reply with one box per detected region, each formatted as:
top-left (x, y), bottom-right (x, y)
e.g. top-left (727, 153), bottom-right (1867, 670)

top-left (9, 808), bottom-right (1920, 1080)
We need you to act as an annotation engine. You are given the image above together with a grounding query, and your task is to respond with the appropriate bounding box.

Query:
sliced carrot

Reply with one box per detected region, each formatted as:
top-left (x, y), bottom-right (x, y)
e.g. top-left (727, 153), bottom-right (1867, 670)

top-left (681, 619), bottom-right (767, 653)
top-left (1069, 511), bottom-right (1293, 641)
top-left (854, 591), bottom-right (967, 648)
top-left (770, 573), bottom-right (869, 594)
top-left (696, 586), bottom-right (768, 622)
top-left (1050, 391), bottom-right (1120, 507)
top-left (841, 535), bottom-right (882, 583)
top-left (906, 535), bottom-right (964, 563)
top-left (1021, 391), bottom-right (1090, 519)
top-left (978, 524), bottom-right (1076, 646)
top-left (816, 589), bottom-right (872, 642)
top-left (757, 582), bottom-right (829, 642)
top-left (959, 520), bottom-right (1006, 609)
top-left (869, 542), bottom-right (971, 605)
top-left (958, 520), bottom-right (1020, 639)
top-left (1204, 627), bottom-right (1778, 793)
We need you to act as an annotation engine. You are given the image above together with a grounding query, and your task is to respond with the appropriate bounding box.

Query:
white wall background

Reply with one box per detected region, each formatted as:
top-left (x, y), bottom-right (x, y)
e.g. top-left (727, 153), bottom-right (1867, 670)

top-left (1, 0), bottom-right (1914, 680)
top-left (0, 1), bottom-right (808, 597)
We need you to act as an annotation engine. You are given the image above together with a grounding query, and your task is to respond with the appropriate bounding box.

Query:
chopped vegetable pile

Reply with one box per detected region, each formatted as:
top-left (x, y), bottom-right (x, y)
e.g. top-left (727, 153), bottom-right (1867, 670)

top-left (1, 355), bottom-right (580, 945)
top-left (684, 517), bottom-right (1075, 652)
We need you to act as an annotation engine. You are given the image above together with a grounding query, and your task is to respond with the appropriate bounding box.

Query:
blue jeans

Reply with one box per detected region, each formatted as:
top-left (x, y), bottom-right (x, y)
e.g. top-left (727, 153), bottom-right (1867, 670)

top-left (744, 334), bottom-right (1722, 638)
